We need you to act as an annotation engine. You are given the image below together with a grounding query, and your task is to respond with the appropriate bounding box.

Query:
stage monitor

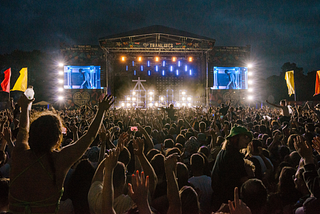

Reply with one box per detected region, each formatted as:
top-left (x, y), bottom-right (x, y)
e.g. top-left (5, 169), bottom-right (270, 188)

top-left (212, 66), bottom-right (248, 90)
top-left (64, 66), bottom-right (102, 89)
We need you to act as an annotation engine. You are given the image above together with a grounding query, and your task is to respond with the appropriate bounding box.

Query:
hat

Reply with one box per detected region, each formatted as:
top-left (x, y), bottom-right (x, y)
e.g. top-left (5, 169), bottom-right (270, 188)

top-left (226, 125), bottom-right (253, 141)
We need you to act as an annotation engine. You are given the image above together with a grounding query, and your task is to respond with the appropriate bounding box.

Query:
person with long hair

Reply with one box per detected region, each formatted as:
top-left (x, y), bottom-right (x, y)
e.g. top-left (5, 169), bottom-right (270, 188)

top-left (9, 94), bottom-right (114, 213)
top-left (211, 125), bottom-right (252, 211)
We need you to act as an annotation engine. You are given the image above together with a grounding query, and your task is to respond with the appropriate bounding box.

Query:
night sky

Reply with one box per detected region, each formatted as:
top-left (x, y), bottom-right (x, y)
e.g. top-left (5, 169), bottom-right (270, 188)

top-left (1, 0), bottom-right (319, 77)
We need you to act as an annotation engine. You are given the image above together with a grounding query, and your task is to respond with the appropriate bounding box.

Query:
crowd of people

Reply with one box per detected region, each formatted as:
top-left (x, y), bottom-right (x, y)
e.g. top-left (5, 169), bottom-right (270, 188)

top-left (0, 94), bottom-right (320, 214)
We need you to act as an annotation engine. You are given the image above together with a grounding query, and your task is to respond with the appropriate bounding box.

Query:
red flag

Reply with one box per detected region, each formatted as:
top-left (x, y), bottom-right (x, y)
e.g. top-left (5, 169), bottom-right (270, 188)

top-left (1, 68), bottom-right (11, 93)
top-left (314, 71), bottom-right (320, 96)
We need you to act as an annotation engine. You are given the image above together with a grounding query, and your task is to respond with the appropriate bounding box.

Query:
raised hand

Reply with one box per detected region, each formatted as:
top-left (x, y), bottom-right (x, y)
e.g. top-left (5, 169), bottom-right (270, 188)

top-left (128, 170), bottom-right (150, 206)
top-left (312, 136), bottom-right (320, 155)
top-left (18, 94), bottom-right (34, 110)
top-left (70, 123), bottom-right (78, 133)
top-left (228, 187), bottom-right (252, 214)
top-left (294, 135), bottom-right (313, 160)
top-left (165, 153), bottom-right (178, 172)
top-left (117, 132), bottom-right (129, 151)
top-left (104, 147), bottom-right (120, 173)
top-left (133, 137), bottom-right (144, 156)
top-left (98, 94), bottom-right (115, 112)
top-left (3, 127), bottom-right (12, 144)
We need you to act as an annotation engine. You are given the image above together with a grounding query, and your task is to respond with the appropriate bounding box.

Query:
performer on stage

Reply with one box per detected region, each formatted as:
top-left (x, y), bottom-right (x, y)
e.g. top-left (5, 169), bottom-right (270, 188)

top-left (79, 69), bottom-right (93, 89)
top-left (225, 70), bottom-right (238, 89)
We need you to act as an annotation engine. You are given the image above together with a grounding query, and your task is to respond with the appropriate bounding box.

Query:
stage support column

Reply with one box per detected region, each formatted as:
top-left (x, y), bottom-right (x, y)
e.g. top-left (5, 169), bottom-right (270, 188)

top-left (205, 51), bottom-right (209, 107)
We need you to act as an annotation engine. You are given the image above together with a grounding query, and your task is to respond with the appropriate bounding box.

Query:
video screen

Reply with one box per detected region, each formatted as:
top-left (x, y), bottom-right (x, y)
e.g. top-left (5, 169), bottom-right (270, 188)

top-left (212, 66), bottom-right (248, 90)
top-left (64, 66), bottom-right (102, 89)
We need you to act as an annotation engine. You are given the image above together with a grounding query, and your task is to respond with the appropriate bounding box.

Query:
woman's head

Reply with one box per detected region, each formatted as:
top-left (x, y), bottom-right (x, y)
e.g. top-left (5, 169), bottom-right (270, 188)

top-left (179, 186), bottom-right (200, 214)
top-left (29, 112), bottom-right (64, 154)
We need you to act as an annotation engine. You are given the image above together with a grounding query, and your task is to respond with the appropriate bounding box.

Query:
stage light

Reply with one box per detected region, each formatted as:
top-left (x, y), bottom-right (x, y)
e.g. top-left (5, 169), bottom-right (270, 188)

top-left (182, 97), bottom-right (186, 101)
top-left (149, 103), bottom-right (153, 107)
top-left (248, 88), bottom-right (253, 92)
top-left (134, 70), bottom-right (136, 75)
top-left (138, 57), bottom-right (142, 62)
top-left (149, 97), bottom-right (153, 101)
top-left (155, 65), bottom-right (159, 72)
top-left (248, 80), bottom-right (253, 85)
top-left (121, 102), bottom-right (125, 107)
top-left (126, 65), bottom-right (128, 71)
top-left (148, 70), bottom-right (151, 76)
top-left (247, 63), bottom-right (253, 68)
top-left (58, 79), bottom-right (63, 84)
top-left (132, 91), bottom-right (136, 95)
top-left (127, 103), bottom-right (131, 107)
top-left (58, 71), bottom-right (64, 75)
top-left (121, 56), bottom-right (125, 61)
top-left (176, 103), bottom-right (180, 107)
top-left (141, 65), bottom-right (144, 71)
top-left (248, 95), bottom-right (254, 100)
top-left (155, 57), bottom-right (159, 62)
top-left (248, 72), bottom-right (253, 76)
top-left (188, 103), bottom-right (191, 107)
top-left (185, 65), bottom-right (188, 72)
top-left (170, 66), bottom-right (173, 72)
top-left (57, 96), bottom-right (64, 101)
top-left (189, 70), bottom-right (192, 76)
top-left (162, 61), bottom-right (166, 67)
top-left (172, 57), bottom-right (176, 62)
top-left (147, 61), bottom-right (150, 66)
top-left (127, 97), bottom-right (131, 101)
top-left (188, 57), bottom-right (193, 62)
top-left (176, 70), bottom-right (179, 76)
top-left (187, 97), bottom-right (191, 101)
top-left (178, 61), bottom-right (181, 67)
top-left (182, 91), bottom-right (186, 95)
top-left (132, 61), bottom-right (135, 66)
top-left (132, 97), bottom-right (136, 101)
top-left (58, 63), bottom-right (64, 67)
top-left (58, 88), bottom-right (64, 92)
top-left (149, 91), bottom-right (153, 95)
top-left (162, 70), bottom-right (165, 76)
top-left (182, 103), bottom-right (186, 106)
top-left (160, 97), bottom-right (164, 101)
top-left (155, 102), bottom-right (159, 107)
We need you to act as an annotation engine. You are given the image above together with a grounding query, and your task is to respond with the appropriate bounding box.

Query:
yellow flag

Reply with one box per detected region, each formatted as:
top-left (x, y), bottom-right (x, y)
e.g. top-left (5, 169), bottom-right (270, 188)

top-left (11, 68), bottom-right (28, 92)
top-left (285, 70), bottom-right (295, 96)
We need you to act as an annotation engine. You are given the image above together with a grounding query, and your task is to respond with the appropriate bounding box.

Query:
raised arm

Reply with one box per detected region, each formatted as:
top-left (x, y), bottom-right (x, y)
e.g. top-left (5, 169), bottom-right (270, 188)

top-left (165, 154), bottom-right (181, 214)
top-left (133, 138), bottom-right (158, 197)
top-left (137, 123), bottom-right (154, 153)
top-left (58, 95), bottom-right (114, 169)
top-left (14, 94), bottom-right (33, 151)
top-left (265, 100), bottom-right (282, 109)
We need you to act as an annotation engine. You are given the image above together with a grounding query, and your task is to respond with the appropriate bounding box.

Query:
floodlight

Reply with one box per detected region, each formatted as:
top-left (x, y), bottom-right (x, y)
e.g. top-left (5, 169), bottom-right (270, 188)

top-left (248, 72), bottom-right (253, 76)
top-left (188, 103), bottom-right (191, 107)
top-left (182, 103), bottom-right (186, 106)
top-left (248, 80), bottom-right (253, 85)
top-left (172, 57), bottom-right (176, 62)
top-left (247, 63), bottom-right (253, 68)
top-left (149, 97), bottom-right (153, 101)
top-left (121, 102), bottom-right (125, 107)
top-left (58, 63), bottom-right (64, 67)
top-left (132, 91), bottom-right (136, 95)
top-left (182, 97), bottom-right (186, 101)
top-left (149, 103), bottom-right (153, 107)
top-left (57, 96), bottom-right (64, 101)
top-left (138, 57), bottom-right (142, 62)
top-left (160, 97), bottom-right (164, 101)
top-left (58, 71), bottom-right (64, 75)
top-left (176, 103), bottom-right (180, 107)
top-left (58, 79), bottom-right (63, 84)
top-left (188, 57), bottom-right (193, 62)
top-left (155, 57), bottom-right (159, 62)
top-left (127, 97), bottom-right (131, 101)
top-left (126, 103), bottom-right (131, 107)
top-left (121, 56), bottom-right (125, 61)
top-left (58, 88), bottom-right (64, 92)
top-left (248, 95), bottom-right (254, 100)
top-left (149, 91), bottom-right (153, 95)
top-left (187, 97), bottom-right (192, 102)
top-left (182, 91), bottom-right (186, 95)
top-left (155, 102), bottom-right (159, 107)
top-left (248, 88), bottom-right (253, 92)
top-left (132, 97), bottom-right (136, 101)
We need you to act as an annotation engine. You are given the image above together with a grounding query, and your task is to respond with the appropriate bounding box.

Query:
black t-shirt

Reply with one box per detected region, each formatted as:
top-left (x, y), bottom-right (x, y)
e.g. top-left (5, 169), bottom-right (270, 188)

top-left (219, 106), bottom-right (229, 116)
top-left (211, 148), bottom-right (247, 211)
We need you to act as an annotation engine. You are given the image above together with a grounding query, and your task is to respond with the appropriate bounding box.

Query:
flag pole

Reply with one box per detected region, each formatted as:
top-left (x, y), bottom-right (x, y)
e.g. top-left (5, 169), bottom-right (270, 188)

top-left (293, 71), bottom-right (297, 102)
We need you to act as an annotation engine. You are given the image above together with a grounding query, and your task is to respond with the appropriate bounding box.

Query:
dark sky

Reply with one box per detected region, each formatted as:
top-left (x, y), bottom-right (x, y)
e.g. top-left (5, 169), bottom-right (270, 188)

top-left (1, 0), bottom-right (319, 77)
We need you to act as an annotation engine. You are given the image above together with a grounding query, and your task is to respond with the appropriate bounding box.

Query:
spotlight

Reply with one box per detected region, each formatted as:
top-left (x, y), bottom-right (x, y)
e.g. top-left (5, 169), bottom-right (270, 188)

top-left (138, 57), bottom-right (142, 62)
top-left (155, 57), bottom-right (159, 62)
top-left (248, 95), bottom-right (254, 100)
top-left (58, 71), bottom-right (64, 75)
top-left (126, 103), bottom-right (131, 107)
top-left (247, 63), bottom-right (253, 68)
top-left (176, 103), bottom-right (180, 107)
top-left (182, 103), bottom-right (186, 106)
top-left (132, 97), bottom-right (136, 101)
top-left (132, 91), bottom-right (136, 95)
top-left (248, 71), bottom-right (253, 76)
top-left (127, 97), bottom-right (131, 101)
top-left (248, 80), bottom-right (253, 85)
top-left (182, 91), bottom-right (186, 95)
top-left (149, 97), bottom-right (153, 101)
top-left (172, 57), bottom-right (176, 62)
top-left (182, 97), bottom-right (186, 101)
top-left (121, 102), bottom-right (125, 107)
top-left (160, 97), bottom-right (164, 101)
top-left (58, 63), bottom-right (64, 67)
top-left (248, 88), bottom-right (253, 92)
top-left (149, 91), bottom-right (153, 95)
top-left (187, 97), bottom-right (191, 102)
top-left (188, 57), bottom-right (193, 62)
top-left (58, 88), bottom-right (64, 92)
top-left (57, 96), bottom-right (64, 101)
top-left (155, 102), bottom-right (159, 107)
top-left (58, 79), bottom-right (64, 84)
top-left (121, 56), bottom-right (125, 61)
top-left (188, 103), bottom-right (191, 107)
top-left (149, 103), bottom-right (153, 107)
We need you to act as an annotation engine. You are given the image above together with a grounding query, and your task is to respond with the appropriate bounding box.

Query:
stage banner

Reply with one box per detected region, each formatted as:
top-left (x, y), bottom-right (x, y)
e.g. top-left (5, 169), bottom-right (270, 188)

top-left (11, 68), bottom-right (28, 92)
top-left (314, 70), bottom-right (320, 96)
top-left (285, 70), bottom-right (295, 97)
top-left (64, 89), bottom-right (104, 108)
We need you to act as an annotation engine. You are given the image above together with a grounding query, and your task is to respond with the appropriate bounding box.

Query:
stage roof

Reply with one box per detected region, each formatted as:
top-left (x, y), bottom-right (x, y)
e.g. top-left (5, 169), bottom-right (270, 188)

top-left (100, 25), bottom-right (215, 42)
top-left (99, 25), bottom-right (215, 53)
